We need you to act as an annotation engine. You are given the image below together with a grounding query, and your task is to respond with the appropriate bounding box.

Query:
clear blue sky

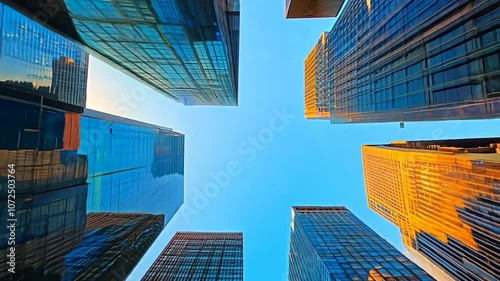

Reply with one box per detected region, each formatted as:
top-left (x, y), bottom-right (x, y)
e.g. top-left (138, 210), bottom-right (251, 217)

top-left (85, 1), bottom-right (500, 280)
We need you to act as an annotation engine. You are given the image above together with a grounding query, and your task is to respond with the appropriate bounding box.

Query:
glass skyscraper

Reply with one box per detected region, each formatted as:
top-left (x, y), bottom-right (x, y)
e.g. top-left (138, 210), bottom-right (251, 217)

top-left (63, 213), bottom-right (165, 281)
top-left (4, 0), bottom-right (240, 106)
top-left (0, 3), bottom-right (89, 113)
top-left (362, 138), bottom-right (500, 280)
top-left (288, 206), bottom-right (434, 281)
top-left (0, 97), bottom-right (184, 280)
top-left (301, 0), bottom-right (500, 123)
top-left (142, 232), bottom-right (244, 280)
top-left (304, 32), bottom-right (330, 120)
top-left (80, 109), bottom-right (185, 224)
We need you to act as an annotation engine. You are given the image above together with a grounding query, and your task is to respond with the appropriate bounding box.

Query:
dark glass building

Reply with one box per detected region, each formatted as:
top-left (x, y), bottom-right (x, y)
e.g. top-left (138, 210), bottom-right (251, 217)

top-left (0, 96), bottom-right (184, 280)
top-left (0, 184), bottom-right (88, 281)
top-left (304, 0), bottom-right (500, 123)
top-left (363, 138), bottom-right (500, 281)
top-left (63, 213), bottom-right (164, 281)
top-left (285, 0), bottom-right (345, 18)
top-left (0, 3), bottom-right (88, 113)
top-left (3, 0), bottom-right (240, 106)
top-left (288, 206), bottom-right (435, 281)
top-left (142, 232), bottom-right (243, 280)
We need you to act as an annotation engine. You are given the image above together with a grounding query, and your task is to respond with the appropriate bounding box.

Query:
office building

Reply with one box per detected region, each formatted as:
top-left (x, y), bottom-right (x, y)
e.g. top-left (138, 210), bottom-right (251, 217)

top-left (302, 0), bottom-right (500, 123)
top-left (63, 213), bottom-right (164, 281)
top-left (304, 32), bottom-right (330, 120)
top-left (0, 96), bottom-right (184, 280)
top-left (81, 109), bottom-right (185, 224)
top-left (362, 138), bottom-right (500, 280)
top-left (4, 0), bottom-right (240, 106)
top-left (0, 3), bottom-right (89, 113)
top-left (285, 0), bottom-right (345, 18)
top-left (288, 206), bottom-right (434, 281)
top-left (142, 232), bottom-right (243, 280)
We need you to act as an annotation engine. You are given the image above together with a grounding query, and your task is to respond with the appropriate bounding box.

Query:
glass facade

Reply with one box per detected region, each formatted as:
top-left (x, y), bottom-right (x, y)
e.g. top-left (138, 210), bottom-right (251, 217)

top-left (0, 3), bottom-right (88, 112)
top-left (285, 0), bottom-right (345, 18)
top-left (142, 232), bottom-right (244, 281)
top-left (306, 0), bottom-right (500, 123)
top-left (80, 109), bottom-right (185, 224)
top-left (5, 0), bottom-right (240, 106)
top-left (63, 213), bottom-right (164, 281)
top-left (304, 32), bottom-right (330, 120)
top-left (0, 97), bottom-right (184, 280)
top-left (362, 138), bottom-right (500, 280)
top-left (288, 206), bottom-right (434, 281)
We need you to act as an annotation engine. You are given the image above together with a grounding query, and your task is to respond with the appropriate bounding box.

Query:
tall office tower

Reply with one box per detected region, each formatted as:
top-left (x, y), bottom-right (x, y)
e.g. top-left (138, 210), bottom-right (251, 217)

top-left (304, 32), bottom-right (330, 120)
top-left (285, 0), bottom-right (346, 18)
top-left (142, 232), bottom-right (244, 280)
top-left (0, 3), bottom-right (89, 113)
top-left (288, 206), bottom-right (435, 281)
top-left (80, 109), bottom-right (185, 224)
top-left (4, 0), bottom-right (241, 106)
top-left (0, 97), bottom-right (184, 280)
top-left (301, 0), bottom-right (500, 123)
top-left (64, 213), bottom-right (165, 281)
top-left (362, 138), bottom-right (500, 280)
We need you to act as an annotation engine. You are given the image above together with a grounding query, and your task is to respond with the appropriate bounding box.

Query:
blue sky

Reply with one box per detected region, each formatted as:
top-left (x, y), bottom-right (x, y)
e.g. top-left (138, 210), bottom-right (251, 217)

top-left (85, 1), bottom-right (500, 280)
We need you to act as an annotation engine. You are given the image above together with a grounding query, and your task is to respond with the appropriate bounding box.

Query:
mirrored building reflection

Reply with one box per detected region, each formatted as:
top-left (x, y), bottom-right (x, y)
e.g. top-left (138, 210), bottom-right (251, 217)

top-left (0, 3), bottom-right (88, 113)
top-left (288, 206), bottom-right (434, 281)
top-left (63, 213), bottom-right (164, 281)
top-left (362, 138), bottom-right (500, 280)
top-left (3, 0), bottom-right (240, 106)
top-left (0, 183), bottom-right (88, 281)
top-left (80, 109), bottom-right (184, 224)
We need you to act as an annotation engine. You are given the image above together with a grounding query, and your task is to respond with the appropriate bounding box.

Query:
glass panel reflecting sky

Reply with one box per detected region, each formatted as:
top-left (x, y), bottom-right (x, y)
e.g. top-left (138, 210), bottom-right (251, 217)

top-left (0, 4), bottom-right (88, 111)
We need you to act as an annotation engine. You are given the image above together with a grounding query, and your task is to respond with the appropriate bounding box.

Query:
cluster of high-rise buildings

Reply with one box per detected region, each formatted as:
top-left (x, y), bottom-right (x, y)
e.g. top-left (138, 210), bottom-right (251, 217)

top-left (292, 0), bottom-right (500, 280)
top-left (0, 0), bottom-right (498, 280)
top-left (0, 0), bottom-right (244, 280)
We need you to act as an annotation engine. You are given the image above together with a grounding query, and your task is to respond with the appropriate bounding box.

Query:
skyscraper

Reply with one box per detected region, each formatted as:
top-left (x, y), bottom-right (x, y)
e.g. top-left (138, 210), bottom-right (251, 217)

top-left (285, 0), bottom-right (345, 18)
top-left (0, 3), bottom-right (89, 113)
top-left (304, 32), bottom-right (330, 120)
top-left (63, 213), bottom-right (165, 281)
top-left (142, 232), bottom-right (244, 280)
top-left (81, 109), bottom-right (185, 224)
top-left (4, 0), bottom-right (240, 106)
top-left (362, 138), bottom-right (500, 280)
top-left (0, 97), bottom-right (184, 280)
top-left (288, 206), bottom-right (434, 281)
top-left (301, 0), bottom-right (500, 123)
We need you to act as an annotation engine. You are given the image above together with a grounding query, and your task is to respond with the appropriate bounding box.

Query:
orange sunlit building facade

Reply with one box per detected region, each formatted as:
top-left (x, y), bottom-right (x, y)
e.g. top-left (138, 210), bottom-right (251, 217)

top-left (304, 32), bottom-right (330, 120)
top-left (362, 138), bottom-right (500, 281)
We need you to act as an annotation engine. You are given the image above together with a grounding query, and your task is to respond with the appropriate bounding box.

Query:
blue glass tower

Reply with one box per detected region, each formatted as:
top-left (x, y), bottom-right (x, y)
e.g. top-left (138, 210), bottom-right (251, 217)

top-left (0, 97), bottom-right (184, 280)
top-left (3, 0), bottom-right (240, 106)
top-left (300, 0), bottom-right (500, 123)
top-left (288, 206), bottom-right (435, 280)
top-left (80, 109), bottom-right (185, 224)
